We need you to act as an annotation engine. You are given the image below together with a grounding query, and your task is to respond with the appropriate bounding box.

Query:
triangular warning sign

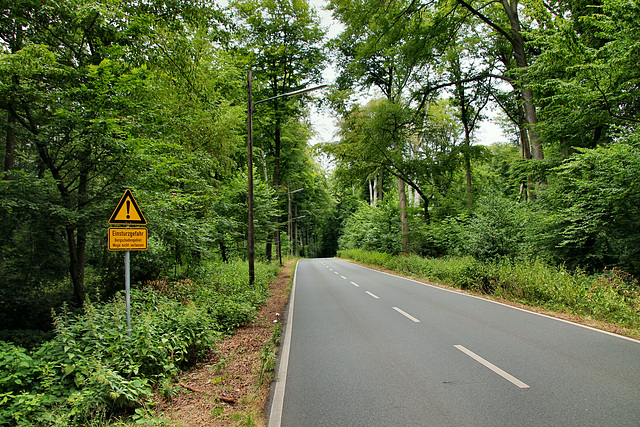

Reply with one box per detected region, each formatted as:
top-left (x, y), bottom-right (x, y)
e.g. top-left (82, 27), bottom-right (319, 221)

top-left (108, 189), bottom-right (147, 225)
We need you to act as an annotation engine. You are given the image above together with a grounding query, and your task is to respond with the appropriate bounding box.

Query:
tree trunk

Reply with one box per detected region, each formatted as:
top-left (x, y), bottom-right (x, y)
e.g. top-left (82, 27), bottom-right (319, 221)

top-left (3, 112), bottom-right (15, 179)
top-left (516, 102), bottom-right (537, 201)
top-left (451, 56), bottom-right (474, 212)
top-left (422, 195), bottom-right (431, 224)
top-left (260, 148), bottom-right (268, 181)
top-left (4, 26), bottom-right (21, 180)
top-left (369, 179), bottom-right (375, 205)
top-left (464, 149), bottom-right (472, 210)
top-left (288, 189), bottom-right (292, 255)
top-left (66, 179), bottom-right (88, 307)
top-left (272, 215), bottom-right (280, 264)
top-left (66, 226), bottom-right (86, 307)
top-left (397, 178), bottom-right (409, 252)
top-left (456, 0), bottom-right (544, 160)
top-left (219, 237), bottom-right (228, 262)
top-left (266, 234), bottom-right (273, 261)
top-left (266, 100), bottom-right (283, 262)
top-left (24, 104), bottom-right (89, 306)
top-left (294, 206), bottom-right (299, 256)
top-left (500, 0), bottom-right (543, 161)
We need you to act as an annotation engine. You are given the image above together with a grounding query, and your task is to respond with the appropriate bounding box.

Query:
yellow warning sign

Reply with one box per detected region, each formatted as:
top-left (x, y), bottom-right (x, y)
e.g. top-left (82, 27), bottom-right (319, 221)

top-left (108, 189), bottom-right (147, 225)
top-left (108, 228), bottom-right (148, 251)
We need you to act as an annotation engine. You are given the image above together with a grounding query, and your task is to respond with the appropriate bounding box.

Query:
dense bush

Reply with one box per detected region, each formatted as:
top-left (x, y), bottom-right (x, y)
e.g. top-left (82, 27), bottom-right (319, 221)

top-left (338, 198), bottom-right (402, 255)
top-left (544, 136), bottom-right (640, 275)
top-left (338, 249), bottom-right (640, 330)
top-left (0, 260), bottom-right (278, 426)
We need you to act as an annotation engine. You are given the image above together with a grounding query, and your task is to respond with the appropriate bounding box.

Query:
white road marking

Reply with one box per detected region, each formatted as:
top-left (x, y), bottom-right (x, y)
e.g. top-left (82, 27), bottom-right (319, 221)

top-left (392, 307), bottom-right (421, 323)
top-left (454, 345), bottom-right (530, 389)
top-left (365, 291), bottom-right (380, 299)
top-left (334, 271), bottom-right (340, 275)
top-left (350, 281), bottom-right (359, 287)
top-left (339, 258), bottom-right (640, 345)
top-left (341, 275), bottom-right (347, 280)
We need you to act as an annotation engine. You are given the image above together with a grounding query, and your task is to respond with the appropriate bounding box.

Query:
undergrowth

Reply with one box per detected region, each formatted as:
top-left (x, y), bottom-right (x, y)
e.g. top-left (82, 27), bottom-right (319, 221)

top-left (0, 259), bottom-right (279, 426)
top-left (338, 249), bottom-right (640, 332)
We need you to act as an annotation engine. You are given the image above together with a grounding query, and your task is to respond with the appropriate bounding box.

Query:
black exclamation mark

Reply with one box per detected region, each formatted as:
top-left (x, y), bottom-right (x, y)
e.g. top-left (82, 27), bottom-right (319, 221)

top-left (126, 200), bottom-right (130, 219)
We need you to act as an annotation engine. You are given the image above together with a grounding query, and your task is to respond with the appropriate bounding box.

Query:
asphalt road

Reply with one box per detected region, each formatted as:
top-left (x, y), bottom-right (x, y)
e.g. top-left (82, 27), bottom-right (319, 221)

top-left (268, 258), bottom-right (640, 427)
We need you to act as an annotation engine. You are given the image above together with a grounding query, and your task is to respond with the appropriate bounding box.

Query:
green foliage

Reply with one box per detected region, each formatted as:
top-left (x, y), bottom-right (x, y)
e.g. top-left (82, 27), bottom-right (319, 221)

top-left (0, 0), bottom-right (245, 311)
top-left (338, 249), bottom-right (640, 330)
top-left (0, 260), bottom-right (278, 426)
top-left (545, 134), bottom-right (640, 274)
top-left (338, 197), bottom-right (402, 255)
top-left (0, 342), bottom-right (38, 396)
top-left (323, 97), bottom-right (466, 225)
top-left (408, 214), bottom-right (467, 258)
top-left (459, 192), bottom-right (525, 261)
top-left (530, 0), bottom-right (640, 150)
top-left (327, 0), bottom-right (640, 290)
top-left (3, 1), bottom-right (640, 423)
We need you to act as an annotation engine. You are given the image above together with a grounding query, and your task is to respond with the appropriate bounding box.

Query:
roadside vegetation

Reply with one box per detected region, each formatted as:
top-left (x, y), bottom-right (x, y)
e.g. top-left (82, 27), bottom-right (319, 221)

top-left (0, 260), bottom-right (279, 426)
top-left (338, 249), bottom-right (640, 338)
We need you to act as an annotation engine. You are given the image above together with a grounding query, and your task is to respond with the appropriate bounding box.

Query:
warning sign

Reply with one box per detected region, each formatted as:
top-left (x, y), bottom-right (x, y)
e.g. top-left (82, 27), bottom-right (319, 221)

top-left (109, 189), bottom-right (147, 225)
top-left (108, 228), bottom-right (148, 251)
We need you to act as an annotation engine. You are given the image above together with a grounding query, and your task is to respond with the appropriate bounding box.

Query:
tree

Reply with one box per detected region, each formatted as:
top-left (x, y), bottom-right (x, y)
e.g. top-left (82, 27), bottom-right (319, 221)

top-left (338, 196), bottom-right (402, 255)
top-left (444, 32), bottom-right (490, 210)
top-left (529, 0), bottom-right (640, 152)
top-left (232, 0), bottom-right (326, 260)
top-left (0, 0), bottom-right (224, 305)
top-left (0, 0), bottom-right (39, 179)
top-left (329, 0), bottom-right (445, 250)
top-left (324, 97), bottom-right (465, 226)
top-left (452, 0), bottom-right (544, 161)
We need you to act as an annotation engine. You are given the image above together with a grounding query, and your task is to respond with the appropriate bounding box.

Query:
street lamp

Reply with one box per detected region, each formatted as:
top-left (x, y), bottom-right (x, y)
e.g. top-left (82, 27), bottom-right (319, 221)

top-left (247, 70), bottom-right (327, 285)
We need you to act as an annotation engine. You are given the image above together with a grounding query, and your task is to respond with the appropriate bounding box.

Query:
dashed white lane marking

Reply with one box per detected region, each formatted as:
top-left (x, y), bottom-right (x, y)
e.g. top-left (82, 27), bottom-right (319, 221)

top-left (350, 281), bottom-right (360, 287)
top-left (334, 271), bottom-right (340, 275)
top-left (365, 291), bottom-right (380, 299)
top-left (454, 345), bottom-right (530, 389)
top-left (341, 275), bottom-right (347, 280)
top-left (392, 306), bottom-right (421, 323)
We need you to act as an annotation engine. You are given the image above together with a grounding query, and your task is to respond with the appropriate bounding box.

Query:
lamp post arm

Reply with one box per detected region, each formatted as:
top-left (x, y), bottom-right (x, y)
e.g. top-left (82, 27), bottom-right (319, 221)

top-left (288, 187), bottom-right (304, 195)
top-left (253, 84), bottom-right (328, 110)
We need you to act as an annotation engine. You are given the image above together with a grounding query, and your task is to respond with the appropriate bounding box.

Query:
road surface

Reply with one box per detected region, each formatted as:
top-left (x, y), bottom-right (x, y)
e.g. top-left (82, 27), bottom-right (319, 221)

top-left (269, 258), bottom-right (640, 426)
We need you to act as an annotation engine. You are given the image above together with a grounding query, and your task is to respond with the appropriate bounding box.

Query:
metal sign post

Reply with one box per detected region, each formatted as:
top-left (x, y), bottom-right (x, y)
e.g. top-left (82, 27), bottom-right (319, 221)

top-left (125, 250), bottom-right (131, 337)
top-left (108, 189), bottom-right (147, 338)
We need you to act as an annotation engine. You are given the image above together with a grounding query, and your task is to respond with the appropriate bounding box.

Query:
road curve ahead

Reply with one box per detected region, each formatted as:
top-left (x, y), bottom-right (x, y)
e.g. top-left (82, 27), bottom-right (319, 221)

top-left (269, 258), bottom-right (640, 427)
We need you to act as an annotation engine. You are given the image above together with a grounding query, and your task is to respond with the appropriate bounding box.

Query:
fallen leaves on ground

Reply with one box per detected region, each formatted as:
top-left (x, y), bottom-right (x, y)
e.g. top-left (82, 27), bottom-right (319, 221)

top-left (154, 260), bottom-right (292, 426)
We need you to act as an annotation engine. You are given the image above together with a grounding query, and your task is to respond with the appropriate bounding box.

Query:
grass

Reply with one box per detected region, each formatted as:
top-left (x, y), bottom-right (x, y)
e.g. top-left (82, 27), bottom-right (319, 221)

top-left (338, 249), bottom-right (640, 337)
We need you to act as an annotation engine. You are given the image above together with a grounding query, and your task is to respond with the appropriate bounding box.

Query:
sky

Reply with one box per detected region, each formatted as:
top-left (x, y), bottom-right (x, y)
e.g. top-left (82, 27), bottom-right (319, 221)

top-left (306, 0), bottom-right (507, 150)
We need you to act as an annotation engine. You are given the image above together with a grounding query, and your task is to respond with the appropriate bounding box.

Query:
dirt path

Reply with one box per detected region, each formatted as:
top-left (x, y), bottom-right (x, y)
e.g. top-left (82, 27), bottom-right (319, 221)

top-left (155, 260), bottom-right (293, 426)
